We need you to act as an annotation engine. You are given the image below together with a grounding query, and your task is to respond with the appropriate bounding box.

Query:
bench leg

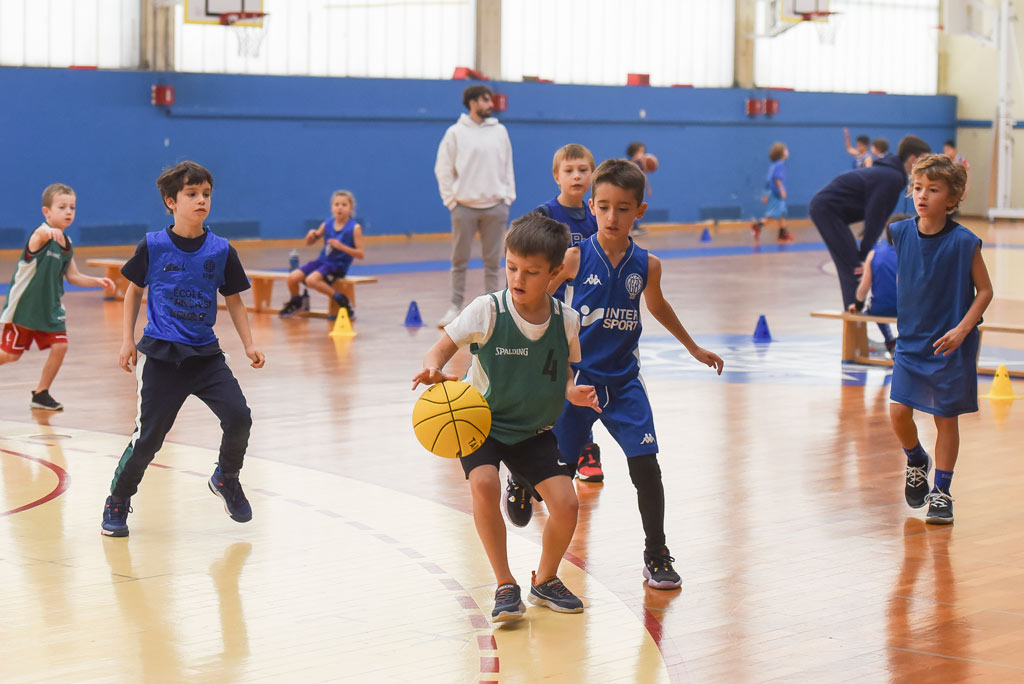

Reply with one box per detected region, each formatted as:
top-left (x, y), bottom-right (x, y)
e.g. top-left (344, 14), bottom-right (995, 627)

top-left (841, 320), bottom-right (870, 362)
top-left (251, 279), bottom-right (274, 313)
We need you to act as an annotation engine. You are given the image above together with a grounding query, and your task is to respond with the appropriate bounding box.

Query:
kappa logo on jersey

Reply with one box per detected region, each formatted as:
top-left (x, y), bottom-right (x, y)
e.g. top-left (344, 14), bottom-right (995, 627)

top-left (625, 273), bottom-right (643, 300)
top-left (582, 274), bottom-right (603, 286)
top-left (640, 433), bottom-right (656, 445)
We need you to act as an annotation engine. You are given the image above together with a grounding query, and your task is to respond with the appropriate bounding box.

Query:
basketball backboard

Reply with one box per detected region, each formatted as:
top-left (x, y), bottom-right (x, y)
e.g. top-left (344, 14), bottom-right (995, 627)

top-left (184, 0), bottom-right (264, 26)
top-left (760, 0), bottom-right (831, 38)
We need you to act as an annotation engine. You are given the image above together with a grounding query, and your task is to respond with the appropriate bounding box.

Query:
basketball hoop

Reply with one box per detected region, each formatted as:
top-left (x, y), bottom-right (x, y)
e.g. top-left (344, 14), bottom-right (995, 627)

top-left (219, 11), bottom-right (268, 58)
top-left (803, 11), bottom-right (841, 45)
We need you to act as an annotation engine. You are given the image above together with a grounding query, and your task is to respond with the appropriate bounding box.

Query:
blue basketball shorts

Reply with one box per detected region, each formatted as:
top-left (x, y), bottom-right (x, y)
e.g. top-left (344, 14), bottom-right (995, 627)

top-left (553, 371), bottom-right (658, 461)
top-left (764, 196), bottom-right (788, 219)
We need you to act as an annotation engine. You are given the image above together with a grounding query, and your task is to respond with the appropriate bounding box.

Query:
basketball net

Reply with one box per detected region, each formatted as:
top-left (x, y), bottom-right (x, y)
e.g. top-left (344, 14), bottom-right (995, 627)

top-left (220, 11), bottom-right (268, 58)
top-left (806, 11), bottom-right (841, 46)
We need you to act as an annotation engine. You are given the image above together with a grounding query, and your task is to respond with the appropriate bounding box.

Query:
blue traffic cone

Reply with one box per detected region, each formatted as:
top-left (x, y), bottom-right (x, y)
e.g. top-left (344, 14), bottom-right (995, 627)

top-left (404, 301), bottom-right (423, 327)
top-left (753, 314), bottom-right (772, 342)
top-left (699, 226), bottom-right (712, 243)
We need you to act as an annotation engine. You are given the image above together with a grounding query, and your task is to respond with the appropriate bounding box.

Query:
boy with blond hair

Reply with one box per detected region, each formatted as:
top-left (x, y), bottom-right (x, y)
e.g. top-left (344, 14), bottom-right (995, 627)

top-left (549, 159), bottom-right (724, 589)
top-left (412, 213), bottom-right (599, 621)
top-left (889, 155), bottom-right (992, 525)
top-left (752, 142), bottom-right (793, 242)
top-left (1, 183), bottom-right (115, 410)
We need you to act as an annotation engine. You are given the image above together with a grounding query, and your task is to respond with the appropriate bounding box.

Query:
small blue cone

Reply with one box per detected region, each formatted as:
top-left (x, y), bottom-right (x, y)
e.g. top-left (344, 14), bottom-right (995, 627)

top-left (753, 314), bottom-right (772, 342)
top-left (700, 226), bottom-right (712, 243)
top-left (404, 301), bottom-right (423, 327)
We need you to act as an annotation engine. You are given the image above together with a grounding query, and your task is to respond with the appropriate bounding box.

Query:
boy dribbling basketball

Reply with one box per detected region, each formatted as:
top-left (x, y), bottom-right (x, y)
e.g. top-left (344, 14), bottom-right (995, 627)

top-left (411, 213), bottom-right (600, 622)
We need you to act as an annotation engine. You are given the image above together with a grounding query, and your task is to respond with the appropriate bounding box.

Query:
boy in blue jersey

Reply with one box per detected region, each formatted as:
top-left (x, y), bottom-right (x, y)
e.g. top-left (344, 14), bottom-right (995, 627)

top-left (279, 190), bottom-right (364, 319)
top-left (811, 135), bottom-right (931, 310)
top-left (101, 161), bottom-right (266, 537)
top-left (889, 155), bottom-right (992, 525)
top-left (412, 214), bottom-right (600, 622)
top-left (549, 159), bottom-right (724, 589)
top-left (843, 129), bottom-right (872, 168)
top-left (752, 142), bottom-right (794, 243)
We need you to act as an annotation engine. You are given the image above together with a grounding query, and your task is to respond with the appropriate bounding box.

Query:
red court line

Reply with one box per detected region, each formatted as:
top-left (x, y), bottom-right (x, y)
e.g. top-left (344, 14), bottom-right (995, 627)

top-left (0, 448), bottom-right (71, 516)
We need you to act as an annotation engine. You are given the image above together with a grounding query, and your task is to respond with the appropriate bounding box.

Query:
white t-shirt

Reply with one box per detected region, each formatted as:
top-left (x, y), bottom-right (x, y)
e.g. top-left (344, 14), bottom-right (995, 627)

top-left (445, 290), bottom-right (581, 396)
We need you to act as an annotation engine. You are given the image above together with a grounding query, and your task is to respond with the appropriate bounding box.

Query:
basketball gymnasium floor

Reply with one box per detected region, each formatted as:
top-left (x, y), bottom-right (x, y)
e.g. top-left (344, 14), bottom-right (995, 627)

top-left (2, 221), bottom-right (1023, 683)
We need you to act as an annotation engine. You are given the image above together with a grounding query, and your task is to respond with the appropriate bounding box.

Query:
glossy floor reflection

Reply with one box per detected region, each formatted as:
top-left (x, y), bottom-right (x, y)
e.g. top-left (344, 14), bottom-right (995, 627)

top-left (2, 221), bottom-right (1023, 683)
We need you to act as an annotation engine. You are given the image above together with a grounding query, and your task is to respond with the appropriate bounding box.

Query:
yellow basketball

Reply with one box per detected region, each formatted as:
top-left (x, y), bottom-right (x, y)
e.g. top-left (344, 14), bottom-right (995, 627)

top-left (412, 380), bottom-right (491, 458)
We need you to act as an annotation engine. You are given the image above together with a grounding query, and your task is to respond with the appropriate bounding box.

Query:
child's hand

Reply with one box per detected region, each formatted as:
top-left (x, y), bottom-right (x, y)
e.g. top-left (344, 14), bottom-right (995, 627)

top-left (567, 384), bottom-right (601, 412)
top-left (692, 347), bottom-right (724, 375)
top-left (761, 195), bottom-right (769, 204)
top-left (304, 230), bottom-right (318, 245)
top-left (847, 303), bottom-right (858, 313)
top-left (933, 327), bottom-right (968, 356)
top-left (412, 367), bottom-right (458, 390)
top-left (246, 346), bottom-right (266, 368)
top-left (98, 277), bottom-right (116, 295)
top-left (119, 340), bottom-right (137, 373)
top-left (780, 190), bottom-right (787, 200)
top-left (38, 227), bottom-right (66, 247)
top-left (327, 238), bottom-right (345, 251)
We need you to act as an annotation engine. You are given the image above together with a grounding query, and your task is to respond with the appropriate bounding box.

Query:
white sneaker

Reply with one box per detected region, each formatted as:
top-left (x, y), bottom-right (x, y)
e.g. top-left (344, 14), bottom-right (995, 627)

top-left (437, 306), bottom-right (461, 328)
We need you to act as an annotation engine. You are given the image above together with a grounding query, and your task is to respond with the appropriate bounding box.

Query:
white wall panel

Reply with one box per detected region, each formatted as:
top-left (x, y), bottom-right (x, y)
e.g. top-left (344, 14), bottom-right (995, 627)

top-left (0, 0), bottom-right (137, 68)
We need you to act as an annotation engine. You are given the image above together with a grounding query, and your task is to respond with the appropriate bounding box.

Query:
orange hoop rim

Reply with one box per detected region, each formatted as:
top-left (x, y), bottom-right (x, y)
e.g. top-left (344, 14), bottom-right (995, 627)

top-left (219, 11), bottom-right (267, 25)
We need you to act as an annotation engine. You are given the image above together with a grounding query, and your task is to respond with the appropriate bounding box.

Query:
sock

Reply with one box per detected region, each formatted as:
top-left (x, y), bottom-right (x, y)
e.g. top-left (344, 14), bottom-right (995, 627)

top-left (903, 442), bottom-right (928, 467)
top-left (933, 468), bottom-right (953, 494)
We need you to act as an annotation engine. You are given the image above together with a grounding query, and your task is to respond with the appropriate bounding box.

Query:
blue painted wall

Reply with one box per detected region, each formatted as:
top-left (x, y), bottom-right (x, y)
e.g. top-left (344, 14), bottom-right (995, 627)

top-left (0, 67), bottom-right (956, 247)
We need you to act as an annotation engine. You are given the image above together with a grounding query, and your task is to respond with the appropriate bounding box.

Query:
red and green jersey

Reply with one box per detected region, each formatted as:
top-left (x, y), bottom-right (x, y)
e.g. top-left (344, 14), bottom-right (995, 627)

top-left (0, 225), bottom-right (73, 332)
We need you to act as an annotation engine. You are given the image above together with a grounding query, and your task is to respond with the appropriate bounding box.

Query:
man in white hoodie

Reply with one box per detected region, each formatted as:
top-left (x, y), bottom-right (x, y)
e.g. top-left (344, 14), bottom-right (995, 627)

top-left (434, 85), bottom-right (516, 327)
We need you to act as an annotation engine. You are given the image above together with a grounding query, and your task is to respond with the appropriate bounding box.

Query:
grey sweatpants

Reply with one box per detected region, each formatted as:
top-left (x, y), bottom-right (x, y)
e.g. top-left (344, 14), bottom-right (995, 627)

top-left (449, 203), bottom-right (509, 307)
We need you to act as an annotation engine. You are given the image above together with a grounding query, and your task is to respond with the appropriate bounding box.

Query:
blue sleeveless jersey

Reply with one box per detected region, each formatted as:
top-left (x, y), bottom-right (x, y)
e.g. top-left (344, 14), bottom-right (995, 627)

top-left (142, 229), bottom-right (229, 346)
top-left (319, 217), bottom-right (357, 270)
top-left (869, 240), bottom-right (897, 316)
top-left (889, 218), bottom-right (981, 416)
top-left (543, 198), bottom-right (597, 246)
top-left (563, 235), bottom-right (648, 385)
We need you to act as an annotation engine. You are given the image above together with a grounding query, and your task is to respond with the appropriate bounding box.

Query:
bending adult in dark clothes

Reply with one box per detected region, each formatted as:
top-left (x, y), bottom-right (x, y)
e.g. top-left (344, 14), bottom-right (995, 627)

top-left (809, 135), bottom-right (931, 308)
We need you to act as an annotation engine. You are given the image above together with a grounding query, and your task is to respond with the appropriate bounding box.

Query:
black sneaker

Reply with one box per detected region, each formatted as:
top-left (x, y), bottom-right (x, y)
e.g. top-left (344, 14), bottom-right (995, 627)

top-left (528, 572), bottom-right (584, 613)
top-left (505, 476), bottom-right (532, 527)
top-left (101, 496), bottom-right (131, 537)
top-left (300, 289), bottom-right (310, 311)
top-left (904, 453), bottom-right (932, 509)
top-left (491, 583), bottom-right (525, 622)
top-left (209, 465), bottom-right (253, 523)
top-left (577, 443), bottom-right (604, 482)
top-left (925, 490), bottom-right (954, 525)
top-left (30, 389), bottom-right (63, 411)
top-left (278, 296), bottom-right (302, 318)
top-left (643, 546), bottom-right (682, 590)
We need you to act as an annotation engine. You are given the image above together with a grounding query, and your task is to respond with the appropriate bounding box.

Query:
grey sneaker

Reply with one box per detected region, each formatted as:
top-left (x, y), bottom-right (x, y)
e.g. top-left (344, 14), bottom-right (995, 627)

top-left (528, 572), bottom-right (584, 613)
top-left (492, 583), bottom-right (525, 622)
top-left (437, 306), bottom-right (461, 328)
top-left (904, 453), bottom-right (932, 509)
top-left (925, 490), bottom-right (954, 525)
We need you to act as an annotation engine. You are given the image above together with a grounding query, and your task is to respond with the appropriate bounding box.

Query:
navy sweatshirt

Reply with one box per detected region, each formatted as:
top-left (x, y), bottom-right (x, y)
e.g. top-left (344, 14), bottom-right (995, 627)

top-left (811, 153), bottom-right (908, 260)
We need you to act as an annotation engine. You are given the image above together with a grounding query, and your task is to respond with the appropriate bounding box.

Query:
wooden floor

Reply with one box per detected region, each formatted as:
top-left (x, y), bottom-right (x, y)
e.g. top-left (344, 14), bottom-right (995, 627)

top-left (2, 220), bottom-right (1024, 683)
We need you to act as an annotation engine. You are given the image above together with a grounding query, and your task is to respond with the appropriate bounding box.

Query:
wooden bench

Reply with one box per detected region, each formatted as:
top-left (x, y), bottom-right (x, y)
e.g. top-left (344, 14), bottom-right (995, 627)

top-left (86, 258), bottom-right (377, 316)
top-left (811, 310), bottom-right (1024, 377)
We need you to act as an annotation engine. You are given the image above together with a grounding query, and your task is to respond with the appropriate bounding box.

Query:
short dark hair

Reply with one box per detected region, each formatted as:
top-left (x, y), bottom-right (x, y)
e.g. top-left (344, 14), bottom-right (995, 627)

top-left (592, 158), bottom-right (646, 205)
top-left (897, 135), bottom-right (931, 162)
top-left (944, 139), bottom-right (957, 149)
top-left (625, 141), bottom-right (646, 157)
top-left (769, 142), bottom-right (787, 162)
top-left (462, 84), bottom-right (494, 109)
top-left (156, 161), bottom-right (214, 214)
top-left (505, 213), bottom-right (571, 269)
top-left (42, 183), bottom-right (75, 208)
top-left (871, 137), bottom-right (889, 154)
top-left (856, 135), bottom-right (870, 146)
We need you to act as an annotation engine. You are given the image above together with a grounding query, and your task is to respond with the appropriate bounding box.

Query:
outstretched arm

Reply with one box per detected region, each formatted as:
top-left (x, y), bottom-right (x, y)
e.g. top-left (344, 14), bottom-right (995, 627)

top-left (412, 333), bottom-right (461, 388)
top-left (934, 246), bottom-right (994, 356)
top-left (224, 293), bottom-right (265, 368)
top-left (27, 226), bottom-right (66, 253)
top-left (547, 246), bottom-right (580, 295)
top-left (843, 128), bottom-right (858, 157)
top-left (643, 255), bottom-right (723, 374)
top-left (65, 258), bottom-right (115, 293)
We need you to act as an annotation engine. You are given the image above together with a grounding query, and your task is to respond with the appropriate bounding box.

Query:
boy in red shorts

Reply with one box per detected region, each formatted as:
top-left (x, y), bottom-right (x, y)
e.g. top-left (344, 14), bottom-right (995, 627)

top-left (0, 183), bottom-right (115, 410)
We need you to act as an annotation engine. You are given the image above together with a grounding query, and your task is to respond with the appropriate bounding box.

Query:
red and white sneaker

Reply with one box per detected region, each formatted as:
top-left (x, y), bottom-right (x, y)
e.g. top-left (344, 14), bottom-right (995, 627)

top-left (751, 220), bottom-right (763, 240)
top-left (777, 229), bottom-right (795, 243)
top-left (577, 443), bottom-right (604, 483)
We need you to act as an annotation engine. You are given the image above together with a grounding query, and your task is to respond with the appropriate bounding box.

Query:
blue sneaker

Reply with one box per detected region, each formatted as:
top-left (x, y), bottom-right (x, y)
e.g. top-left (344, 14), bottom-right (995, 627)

top-left (491, 583), bottom-right (525, 622)
top-left (209, 465), bottom-right (252, 523)
top-left (528, 572), bottom-right (584, 613)
top-left (101, 496), bottom-right (131, 537)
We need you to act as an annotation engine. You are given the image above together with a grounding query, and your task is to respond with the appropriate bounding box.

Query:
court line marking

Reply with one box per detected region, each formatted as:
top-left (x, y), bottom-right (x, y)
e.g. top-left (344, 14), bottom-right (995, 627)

top-left (0, 447), bottom-right (71, 516)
